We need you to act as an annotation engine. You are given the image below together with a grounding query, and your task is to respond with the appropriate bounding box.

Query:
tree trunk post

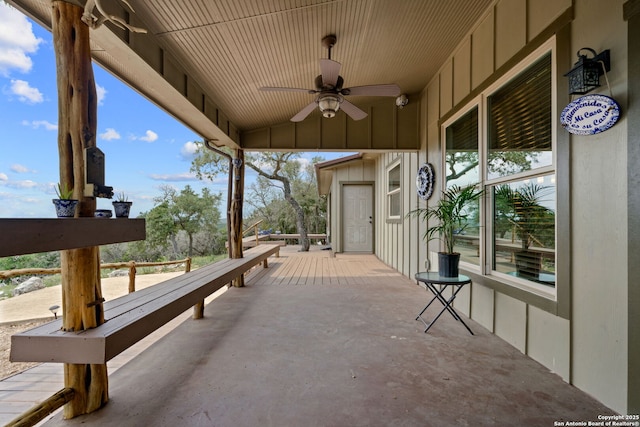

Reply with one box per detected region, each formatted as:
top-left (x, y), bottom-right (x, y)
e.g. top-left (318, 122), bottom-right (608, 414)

top-left (52, 1), bottom-right (108, 417)
top-left (231, 149), bottom-right (245, 287)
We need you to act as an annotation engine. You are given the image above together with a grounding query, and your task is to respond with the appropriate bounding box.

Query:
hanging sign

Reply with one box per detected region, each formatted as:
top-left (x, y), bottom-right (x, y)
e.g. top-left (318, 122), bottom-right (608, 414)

top-left (560, 94), bottom-right (620, 135)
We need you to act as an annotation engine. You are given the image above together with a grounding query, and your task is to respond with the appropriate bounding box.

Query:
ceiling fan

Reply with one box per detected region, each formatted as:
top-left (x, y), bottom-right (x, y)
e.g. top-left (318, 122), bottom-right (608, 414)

top-left (259, 35), bottom-right (401, 122)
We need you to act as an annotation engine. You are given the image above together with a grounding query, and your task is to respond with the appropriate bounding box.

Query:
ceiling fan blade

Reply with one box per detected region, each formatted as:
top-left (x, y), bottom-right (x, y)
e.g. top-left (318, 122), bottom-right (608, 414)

top-left (344, 84), bottom-right (401, 97)
top-left (320, 59), bottom-right (341, 88)
top-left (340, 100), bottom-right (368, 121)
top-left (260, 86), bottom-right (314, 93)
top-left (290, 101), bottom-right (318, 122)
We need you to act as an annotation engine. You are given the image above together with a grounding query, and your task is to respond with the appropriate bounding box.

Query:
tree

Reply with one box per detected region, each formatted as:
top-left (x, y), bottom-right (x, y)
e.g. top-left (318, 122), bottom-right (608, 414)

top-left (445, 151), bottom-right (542, 182)
top-left (150, 185), bottom-right (222, 258)
top-left (192, 146), bottom-right (318, 251)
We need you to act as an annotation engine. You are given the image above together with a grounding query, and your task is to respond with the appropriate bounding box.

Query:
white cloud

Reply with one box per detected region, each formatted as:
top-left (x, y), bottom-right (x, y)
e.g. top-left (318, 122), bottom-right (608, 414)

top-left (0, 3), bottom-right (43, 76)
top-left (296, 157), bottom-right (311, 169)
top-left (139, 130), bottom-right (158, 142)
top-left (10, 79), bottom-right (43, 103)
top-left (149, 172), bottom-right (196, 182)
top-left (6, 179), bottom-right (38, 189)
top-left (22, 119), bottom-right (57, 130)
top-left (180, 141), bottom-right (199, 160)
top-left (0, 172), bottom-right (8, 181)
top-left (11, 164), bottom-right (30, 173)
top-left (96, 83), bottom-right (106, 105)
top-left (100, 128), bottom-right (121, 140)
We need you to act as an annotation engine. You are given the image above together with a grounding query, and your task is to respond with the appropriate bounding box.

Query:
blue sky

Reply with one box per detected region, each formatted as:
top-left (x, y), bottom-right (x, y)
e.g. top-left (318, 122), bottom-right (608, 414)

top-left (0, 3), bottom-right (342, 219)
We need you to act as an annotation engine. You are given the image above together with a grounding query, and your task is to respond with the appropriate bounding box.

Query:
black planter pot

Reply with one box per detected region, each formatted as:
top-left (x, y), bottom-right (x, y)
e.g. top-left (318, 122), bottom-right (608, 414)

top-left (438, 252), bottom-right (461, 277)
top-left (112, 201), bottom-right (133, 218)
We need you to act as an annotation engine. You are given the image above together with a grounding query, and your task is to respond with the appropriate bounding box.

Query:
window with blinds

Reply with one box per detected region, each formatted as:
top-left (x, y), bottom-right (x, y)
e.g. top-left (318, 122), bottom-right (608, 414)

top-left (445, 107), bottom-right (481, 266)
top-left (487, 53), bottom-right (552, 180)
top-left (446, 106), bottom-right (479, 187)
top-left (441, 41), bottom-right (556, 293)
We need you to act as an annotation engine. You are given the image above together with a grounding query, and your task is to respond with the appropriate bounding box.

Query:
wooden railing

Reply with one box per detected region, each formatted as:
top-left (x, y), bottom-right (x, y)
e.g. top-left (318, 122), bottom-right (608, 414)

top-left (0, 258), bottom-right (191, 294)
top-left (242, 219), bottom-right (264, 246)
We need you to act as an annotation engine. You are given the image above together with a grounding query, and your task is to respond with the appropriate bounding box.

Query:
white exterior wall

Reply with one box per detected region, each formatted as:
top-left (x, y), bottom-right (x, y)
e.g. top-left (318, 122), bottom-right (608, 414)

top-left (372, 0), bottom-right (633, 413)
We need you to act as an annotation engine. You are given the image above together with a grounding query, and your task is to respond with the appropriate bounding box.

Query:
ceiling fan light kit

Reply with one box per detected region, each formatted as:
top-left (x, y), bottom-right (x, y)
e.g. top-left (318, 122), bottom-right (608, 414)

top-left (318, 94), bottom-right (342, 118)
top-left (260, 34), bottom-right (401, 122)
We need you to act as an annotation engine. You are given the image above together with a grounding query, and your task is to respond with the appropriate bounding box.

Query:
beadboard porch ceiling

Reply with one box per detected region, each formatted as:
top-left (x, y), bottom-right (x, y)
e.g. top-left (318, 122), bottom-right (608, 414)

top-left (8, 0), bottom-right (493, 147)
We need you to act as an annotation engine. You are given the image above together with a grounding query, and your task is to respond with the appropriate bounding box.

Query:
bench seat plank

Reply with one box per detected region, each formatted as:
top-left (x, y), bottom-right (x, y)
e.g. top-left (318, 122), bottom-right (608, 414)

top-left (10, 244), bottom-right (280, 364)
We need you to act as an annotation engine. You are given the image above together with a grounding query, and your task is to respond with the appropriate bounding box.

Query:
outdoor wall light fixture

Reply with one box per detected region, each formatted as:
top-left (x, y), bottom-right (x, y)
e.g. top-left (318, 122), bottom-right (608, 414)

top-left (396, 94), bottom-right (409, 108)
top-left (564, 48), bottom-right (611, 95)
top-left (318, 94), bottom-right (342, 118)
top-left (49, 304), bottom-right (60, 319)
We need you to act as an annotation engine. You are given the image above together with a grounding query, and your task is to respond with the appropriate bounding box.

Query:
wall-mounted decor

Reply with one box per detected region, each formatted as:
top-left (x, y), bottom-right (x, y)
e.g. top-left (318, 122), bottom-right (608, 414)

top-left (563, 48), bottom-right (610, 95)
top-left (416, 163), bottom-right (435, 200)
top-left (560, 94), bottom-right (620, 135)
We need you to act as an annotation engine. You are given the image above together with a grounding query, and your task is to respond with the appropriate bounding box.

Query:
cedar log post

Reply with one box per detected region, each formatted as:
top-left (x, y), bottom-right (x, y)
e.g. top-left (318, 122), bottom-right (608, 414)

top-left (231, 149), bottom-right (245, 287)
top-left (52, 1), bottom-right (109, 417)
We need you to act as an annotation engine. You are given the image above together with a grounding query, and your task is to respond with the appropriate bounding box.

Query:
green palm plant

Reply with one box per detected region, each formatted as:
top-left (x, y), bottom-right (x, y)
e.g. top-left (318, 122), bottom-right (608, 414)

top-left (408, 184), bottom-right (484, 254)
top-left (55, 183), bottom-right (74, 200)
top-left (494, 183), bottom-right (553, 251)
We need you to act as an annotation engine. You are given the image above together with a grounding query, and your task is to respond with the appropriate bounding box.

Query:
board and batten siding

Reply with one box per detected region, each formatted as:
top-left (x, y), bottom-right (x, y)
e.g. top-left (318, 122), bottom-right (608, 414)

top-left (327, 160), bottom-right (376, 253)
top-left (374, 0), bottom-right (635, 414)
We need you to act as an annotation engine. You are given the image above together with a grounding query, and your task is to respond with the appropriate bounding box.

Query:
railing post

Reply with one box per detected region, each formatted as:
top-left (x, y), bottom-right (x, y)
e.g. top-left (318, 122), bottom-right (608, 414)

top-left (255, 224), bottom-right (259, 246)
top-left (128, 261), bottom-right (136, 293)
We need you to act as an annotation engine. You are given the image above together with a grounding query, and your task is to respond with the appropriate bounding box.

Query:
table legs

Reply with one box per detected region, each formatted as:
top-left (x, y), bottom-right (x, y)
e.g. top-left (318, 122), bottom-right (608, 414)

top-left (416, 283), bottom-right (474, 335)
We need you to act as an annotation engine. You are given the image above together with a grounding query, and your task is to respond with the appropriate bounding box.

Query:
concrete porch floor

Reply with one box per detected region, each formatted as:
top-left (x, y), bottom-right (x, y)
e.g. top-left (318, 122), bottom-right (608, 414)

top-left (42, 247), bottom-right (613, 426)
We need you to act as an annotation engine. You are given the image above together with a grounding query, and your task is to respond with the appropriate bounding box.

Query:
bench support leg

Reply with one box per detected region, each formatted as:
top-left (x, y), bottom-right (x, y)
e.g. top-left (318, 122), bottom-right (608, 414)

top-left (64, 364), bottom-right (109, 418)
top-left (193, 300), bottom-right (205, 319)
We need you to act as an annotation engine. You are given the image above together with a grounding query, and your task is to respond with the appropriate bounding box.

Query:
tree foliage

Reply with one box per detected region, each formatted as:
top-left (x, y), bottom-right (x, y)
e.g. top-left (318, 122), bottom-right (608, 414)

top-left (191, 144), bottom-right (326, 251)
top-left (143, 185), bottom-right (223, 258)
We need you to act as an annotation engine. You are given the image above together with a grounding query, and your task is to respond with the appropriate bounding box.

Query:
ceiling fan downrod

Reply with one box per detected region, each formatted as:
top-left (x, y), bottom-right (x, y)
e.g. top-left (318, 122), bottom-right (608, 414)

top-left (322, 34), bottom-right (337, 60)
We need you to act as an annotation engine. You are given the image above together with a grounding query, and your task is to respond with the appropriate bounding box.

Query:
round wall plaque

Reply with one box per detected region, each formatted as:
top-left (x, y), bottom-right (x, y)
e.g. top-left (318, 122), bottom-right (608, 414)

top-left (560, 94), bottom-right (620, 135)
top-left (416, 163), bottom-right (435, 200)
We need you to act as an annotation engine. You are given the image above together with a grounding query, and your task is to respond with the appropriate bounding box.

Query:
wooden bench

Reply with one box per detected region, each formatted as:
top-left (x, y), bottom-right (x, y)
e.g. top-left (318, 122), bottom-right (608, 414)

top-left (10, 243), bottom-right (281, 365)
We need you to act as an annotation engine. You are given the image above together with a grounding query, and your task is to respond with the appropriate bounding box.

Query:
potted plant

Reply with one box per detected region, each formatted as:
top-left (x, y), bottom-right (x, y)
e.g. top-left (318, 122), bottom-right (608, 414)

top-left (495, 184), bottom-right (554, 281)
top-left (408, 185), bottom-right (483, 277)
top-left (52, 183), bottom-right (78, 218)
top-left (112, 192), bottom-right (133, 218)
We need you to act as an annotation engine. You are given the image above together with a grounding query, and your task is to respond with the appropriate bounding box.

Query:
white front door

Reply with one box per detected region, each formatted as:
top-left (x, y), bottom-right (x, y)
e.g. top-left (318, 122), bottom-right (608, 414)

top-left (343, 184), bottom-right (373, 252)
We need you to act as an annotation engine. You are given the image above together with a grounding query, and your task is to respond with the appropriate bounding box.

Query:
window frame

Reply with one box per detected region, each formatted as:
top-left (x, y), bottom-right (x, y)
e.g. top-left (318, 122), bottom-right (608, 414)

top-left (440, 38), bottom-right (559, 302)
top-left (386, 158), bottom-right (402, 222)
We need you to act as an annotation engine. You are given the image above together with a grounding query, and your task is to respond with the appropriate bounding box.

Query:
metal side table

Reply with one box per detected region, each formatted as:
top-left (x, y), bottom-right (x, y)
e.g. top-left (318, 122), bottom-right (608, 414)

top-left (415, 272), bottom-right (474, 335)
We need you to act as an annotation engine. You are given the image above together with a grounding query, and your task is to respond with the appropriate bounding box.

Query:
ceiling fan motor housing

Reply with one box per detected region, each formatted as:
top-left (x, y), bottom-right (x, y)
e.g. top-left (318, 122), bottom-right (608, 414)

top-left (315, 74), bottom-right (344, 91)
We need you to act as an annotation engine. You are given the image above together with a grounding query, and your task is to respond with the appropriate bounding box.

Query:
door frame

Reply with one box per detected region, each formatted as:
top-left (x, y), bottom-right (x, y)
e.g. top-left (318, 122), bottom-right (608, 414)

top-left (339, 181), bottom-right (375, 253)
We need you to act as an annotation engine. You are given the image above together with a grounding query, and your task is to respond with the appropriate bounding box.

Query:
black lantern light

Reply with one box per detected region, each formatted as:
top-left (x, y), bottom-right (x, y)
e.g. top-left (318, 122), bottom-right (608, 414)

top-left (564, 48), bottom-right (611, 95)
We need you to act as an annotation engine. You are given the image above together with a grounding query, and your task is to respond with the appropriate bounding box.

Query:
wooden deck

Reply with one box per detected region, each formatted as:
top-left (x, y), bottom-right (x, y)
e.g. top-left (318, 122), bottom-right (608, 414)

top-left (2, 246), bottom-right (613, 426)
top-left (248, 247), bottom-right (395, 287)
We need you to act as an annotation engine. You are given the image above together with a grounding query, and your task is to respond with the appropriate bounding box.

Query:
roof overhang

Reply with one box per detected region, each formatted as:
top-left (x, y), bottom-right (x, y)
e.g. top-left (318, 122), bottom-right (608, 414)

top-left (315, 153), bottom-right (381, 195)
top-left (6, 0), bottom-right (494, 151)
